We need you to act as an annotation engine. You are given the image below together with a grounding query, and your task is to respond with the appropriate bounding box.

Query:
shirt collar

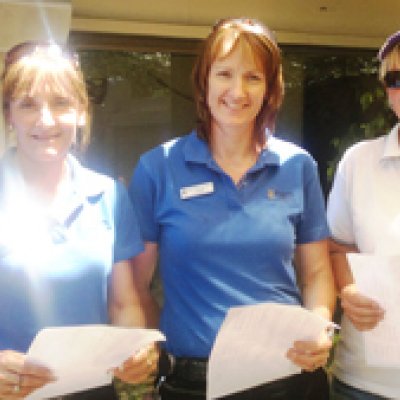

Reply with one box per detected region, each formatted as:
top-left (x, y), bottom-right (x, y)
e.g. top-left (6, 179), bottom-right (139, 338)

top-left (66, 153), bottom-right (105, 199)
top-left (382, 123), bottom-right (400, 159)
top-left (258, 135), bottom-right (283, 168)
top-left (183, 130), bottom-right (281, 171)
top-left (1, 149), bottom-right (106, 199)
top-left (183, 131), bottom-right (214, 164)
top-left (1, 150), bottom-right (105, 225)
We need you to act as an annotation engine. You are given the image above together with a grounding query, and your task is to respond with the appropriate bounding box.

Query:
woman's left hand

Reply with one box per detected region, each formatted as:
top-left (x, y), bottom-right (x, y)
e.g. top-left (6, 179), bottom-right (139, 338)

top-left (113, 343), bottom-right (159, 384)
top-left (286, 330), bottom-right (332, 372)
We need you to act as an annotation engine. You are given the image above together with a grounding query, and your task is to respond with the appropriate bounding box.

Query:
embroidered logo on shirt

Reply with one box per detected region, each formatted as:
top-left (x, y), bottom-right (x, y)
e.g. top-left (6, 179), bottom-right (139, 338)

top-left (180, 182), bottom-right (214, 200)
top-left (267, 188), bottom-right (291, 200)
top-left (267, 189), bottom-right (276, 200)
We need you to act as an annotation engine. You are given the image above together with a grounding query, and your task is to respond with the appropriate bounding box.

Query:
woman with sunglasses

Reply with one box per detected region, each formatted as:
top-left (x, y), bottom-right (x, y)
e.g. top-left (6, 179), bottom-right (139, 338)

top-left (328, 31), bottom-right (400, 400)
top-left (0, 42), bottom-right (158, 399)
top-left (129, 18), bottom-right (335, 400)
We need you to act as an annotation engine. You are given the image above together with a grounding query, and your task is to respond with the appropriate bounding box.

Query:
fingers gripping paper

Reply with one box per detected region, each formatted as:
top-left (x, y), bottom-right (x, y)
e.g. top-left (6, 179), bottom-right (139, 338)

top-left (26, 325), bottom-right (164, 399)
top-left (207, 303), bottom-right (331, 399)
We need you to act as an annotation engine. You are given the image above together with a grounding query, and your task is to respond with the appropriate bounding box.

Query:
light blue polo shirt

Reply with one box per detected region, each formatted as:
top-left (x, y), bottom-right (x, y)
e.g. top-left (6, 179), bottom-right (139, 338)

top-left (129, 131), bottom-right (329, 358)
top-left (0, 151), bottom-right (143, 352)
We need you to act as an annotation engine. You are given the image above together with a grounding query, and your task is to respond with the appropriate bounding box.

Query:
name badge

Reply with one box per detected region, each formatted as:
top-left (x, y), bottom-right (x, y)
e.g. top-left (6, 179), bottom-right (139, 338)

top-left (180, 182), bottom-right (214, 200)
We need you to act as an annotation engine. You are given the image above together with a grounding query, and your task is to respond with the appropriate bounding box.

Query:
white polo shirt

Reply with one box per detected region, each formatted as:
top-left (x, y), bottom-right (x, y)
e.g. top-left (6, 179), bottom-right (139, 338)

top-left (327, 123), bottom-right (400, 398)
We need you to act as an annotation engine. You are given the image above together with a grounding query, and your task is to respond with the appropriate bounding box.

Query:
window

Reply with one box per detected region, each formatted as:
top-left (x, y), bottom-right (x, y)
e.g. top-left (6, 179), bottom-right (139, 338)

top-left (280, 46), bottom-right (395, 195)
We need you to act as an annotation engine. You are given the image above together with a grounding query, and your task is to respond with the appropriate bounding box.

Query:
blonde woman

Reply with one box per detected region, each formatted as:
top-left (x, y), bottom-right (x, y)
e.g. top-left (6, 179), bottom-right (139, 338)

top-left (0, 42), bottom-right (157, 399)
top-left (328, 31), bottom-right (400, 400)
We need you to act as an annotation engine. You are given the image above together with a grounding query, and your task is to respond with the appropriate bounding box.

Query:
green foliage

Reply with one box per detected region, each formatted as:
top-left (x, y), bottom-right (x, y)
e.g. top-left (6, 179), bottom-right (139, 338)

top-left (289, 49), bottom-right (397, 188)
top-left (78, 51), bottom-right (171, 102)
top-left (114, 378), bottom-right (157, 400)
top-left (326, 84), bottom-right (395, 184)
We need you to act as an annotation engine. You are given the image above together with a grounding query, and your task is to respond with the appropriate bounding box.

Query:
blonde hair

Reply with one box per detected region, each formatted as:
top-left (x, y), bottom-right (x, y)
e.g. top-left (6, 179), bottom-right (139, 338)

top-left (379, 43), bottom-right (400, 82)
top-left (2, 42), bottom-right (90, 151)
top-left (192, 18), bottom-right (284, 145)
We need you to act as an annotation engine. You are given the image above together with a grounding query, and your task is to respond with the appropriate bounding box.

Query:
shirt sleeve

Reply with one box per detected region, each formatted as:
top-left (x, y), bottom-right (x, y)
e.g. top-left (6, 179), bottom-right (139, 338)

top-left (128, 156), bottom-right (160, 243)
top-left (327, 150), bottom-right (356, 245)
top-left (296, 156), bottom-right (330, 244)
top-left (113, 180), bottom-right (144, 263)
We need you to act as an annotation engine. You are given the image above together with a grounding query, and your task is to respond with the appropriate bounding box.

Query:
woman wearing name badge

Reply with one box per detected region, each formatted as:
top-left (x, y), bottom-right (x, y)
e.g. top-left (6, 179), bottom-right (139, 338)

top-left (129, 18), bottom-right (335, 400)
top-left (328, 31), bottom-right (400, 400)
top-left (0, 42), bottom-right (158, 399)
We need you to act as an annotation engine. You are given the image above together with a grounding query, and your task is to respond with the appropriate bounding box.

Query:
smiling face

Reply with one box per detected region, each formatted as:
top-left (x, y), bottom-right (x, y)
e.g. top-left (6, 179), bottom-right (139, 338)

top-left (8, 83), bottom-right (83, 165)
top-left (2, 44), bottom-right (89, 167)
top-left (207, 41), bottom-right (266, 136)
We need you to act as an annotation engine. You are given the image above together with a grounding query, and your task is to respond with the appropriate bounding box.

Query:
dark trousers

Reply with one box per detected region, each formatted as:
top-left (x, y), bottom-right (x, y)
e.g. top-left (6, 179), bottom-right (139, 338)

top-left (159, 368), bottom-right (329, 400)
top-left (331, 377), bottom-right (389, 400)
top-left (57, 384), bottom-right (118, 400)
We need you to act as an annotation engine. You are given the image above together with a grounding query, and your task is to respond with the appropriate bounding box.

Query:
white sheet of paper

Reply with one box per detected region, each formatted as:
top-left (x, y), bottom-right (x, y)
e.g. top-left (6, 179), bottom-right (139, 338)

top-left (26, 325), bottom-right (165, 399)
top-left (347, 253), bottom-right (400, 367)
top-left (207, 303), bottom-right (331, 399)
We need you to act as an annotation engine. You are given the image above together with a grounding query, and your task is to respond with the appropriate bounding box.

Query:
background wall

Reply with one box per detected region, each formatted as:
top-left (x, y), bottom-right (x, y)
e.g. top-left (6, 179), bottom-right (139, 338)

top-left (1, 0), bottom-right (399, 156)
top-left (71, 0), bottom-right (400, 47)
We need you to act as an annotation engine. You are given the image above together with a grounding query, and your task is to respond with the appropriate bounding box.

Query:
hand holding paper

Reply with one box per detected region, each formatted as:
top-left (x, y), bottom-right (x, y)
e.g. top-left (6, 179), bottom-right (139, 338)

top-left (286, 328), bottom-right (332, 372)
top-left (0, 350), bottom-right (55, 399)
top-left (340, 282), bottom-right (384, 331)
top-left (26, 325), bottom-right (165, 400)
top-left (113, 342), bottom-right (159, 384)
top-left (207, 303), bottom-right (335, 399)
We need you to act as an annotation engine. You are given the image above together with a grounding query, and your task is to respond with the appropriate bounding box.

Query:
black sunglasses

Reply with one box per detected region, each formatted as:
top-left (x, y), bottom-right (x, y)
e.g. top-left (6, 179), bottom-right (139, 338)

top-left (384, 70), bottom-right (400, 88)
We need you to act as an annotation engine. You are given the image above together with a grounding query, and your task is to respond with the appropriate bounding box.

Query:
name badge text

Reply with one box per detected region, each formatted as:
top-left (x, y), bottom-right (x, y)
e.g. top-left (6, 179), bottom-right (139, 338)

top-left (180, 182), bottom-right (214, 200)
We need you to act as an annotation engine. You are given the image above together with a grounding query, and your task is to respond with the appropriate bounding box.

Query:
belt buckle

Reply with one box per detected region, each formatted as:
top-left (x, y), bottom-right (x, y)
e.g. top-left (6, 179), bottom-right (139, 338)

top-left (159, 349), bottom-right (175, 376)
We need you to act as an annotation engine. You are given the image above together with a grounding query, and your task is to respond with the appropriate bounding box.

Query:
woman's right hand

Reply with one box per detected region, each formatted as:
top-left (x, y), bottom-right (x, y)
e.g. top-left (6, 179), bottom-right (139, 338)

top-left (0, 350), bottom-right (55, 399)
top-left (341, 284), bottom-right (385, 331)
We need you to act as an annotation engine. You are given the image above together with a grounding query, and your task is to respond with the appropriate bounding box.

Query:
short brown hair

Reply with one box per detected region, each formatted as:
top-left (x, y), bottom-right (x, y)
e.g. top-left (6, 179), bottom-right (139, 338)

top-left (192, 18), bottom-right (284, 145)
top-left (2, 41), bottom-right (90, 151)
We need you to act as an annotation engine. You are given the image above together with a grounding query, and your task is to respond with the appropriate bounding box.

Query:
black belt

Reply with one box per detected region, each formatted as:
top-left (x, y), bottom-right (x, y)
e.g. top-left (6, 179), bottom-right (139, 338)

top-left (173, 357), bottom-right (208, 382)
top-left (159, 350), bottom-right (208, 383)
top-left (50, 385), bottom-right (118, 400)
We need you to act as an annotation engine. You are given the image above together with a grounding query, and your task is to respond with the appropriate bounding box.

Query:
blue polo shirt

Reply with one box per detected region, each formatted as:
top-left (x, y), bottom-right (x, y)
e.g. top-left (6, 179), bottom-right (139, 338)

top-left (129, 131), bottom-right (329, 358)
top-left (0, 151), bottom-right (143, 352)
